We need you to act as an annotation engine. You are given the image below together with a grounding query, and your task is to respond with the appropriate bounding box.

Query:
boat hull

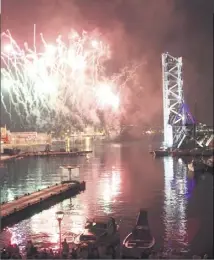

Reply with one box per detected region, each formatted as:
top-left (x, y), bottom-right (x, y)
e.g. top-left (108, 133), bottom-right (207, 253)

top-left (153, 150), bottom-right (170, 157)
top-left (203, 157), bottom-right (213, 173)
top-left (188, 162), bottom-right (205, 172)
top-left (121, 236), bottom-right (155, 258)
top-left (74, 217), bottom-right (120, 247)
top-left (121, 210), bottom-right (155, 258)
top-left (203, 163), bottom-right (213, 173)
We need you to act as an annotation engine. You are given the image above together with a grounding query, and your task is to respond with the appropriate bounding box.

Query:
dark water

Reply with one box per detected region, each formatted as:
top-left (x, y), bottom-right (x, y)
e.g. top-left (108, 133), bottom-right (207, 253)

top-left (0, 139), bottom-right (213, 256)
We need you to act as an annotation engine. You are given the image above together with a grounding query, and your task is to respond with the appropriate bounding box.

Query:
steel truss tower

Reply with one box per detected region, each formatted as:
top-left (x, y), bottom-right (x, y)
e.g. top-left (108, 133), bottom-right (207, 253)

top-left (162, 52), bottom-right (213, 149)
top-left (162, 53), bottom-right (187, 148)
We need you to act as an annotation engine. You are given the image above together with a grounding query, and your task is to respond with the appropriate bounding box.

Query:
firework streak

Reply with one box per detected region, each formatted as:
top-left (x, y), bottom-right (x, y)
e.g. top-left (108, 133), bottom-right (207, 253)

top-left (1, 29), bottom-right (138, 132)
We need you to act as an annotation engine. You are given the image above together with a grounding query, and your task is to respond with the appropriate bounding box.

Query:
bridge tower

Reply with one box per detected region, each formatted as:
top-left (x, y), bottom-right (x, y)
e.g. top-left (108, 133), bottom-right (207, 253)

top-left (162, 53), bottom-right (188, 148)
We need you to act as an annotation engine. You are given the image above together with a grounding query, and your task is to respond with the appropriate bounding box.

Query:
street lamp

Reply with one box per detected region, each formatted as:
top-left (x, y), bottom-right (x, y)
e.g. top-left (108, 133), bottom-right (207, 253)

top-left (56, 210), bottom-right (64, 255)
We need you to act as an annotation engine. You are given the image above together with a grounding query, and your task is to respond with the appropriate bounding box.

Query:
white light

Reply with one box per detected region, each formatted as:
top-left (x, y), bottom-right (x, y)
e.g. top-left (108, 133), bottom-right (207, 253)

top-left (96, 83), bottom-right (120, 110)
top-left (68, 52), bottom-right (86, 70)
top-left (34, 77), bottom-right (58, 94)
top-left (55, 210), bottom-right (64, 221)
top-left (4, 44), bottom-right (13, 53)
top-left (2, 77), bottom-right (13, 89)
top-left (164, 124), bottom-right (173, 148)
top-left (45, 44), bottom-right (56, 56)
top-left (91, 40), bottom-right (99, 48)
top-left (178, 158), bottom-right (183, 164)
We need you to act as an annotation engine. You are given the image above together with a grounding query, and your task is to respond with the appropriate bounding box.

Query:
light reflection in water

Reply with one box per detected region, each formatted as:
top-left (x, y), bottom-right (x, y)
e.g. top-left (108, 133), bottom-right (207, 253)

top-left (99, 146), bottom-right (121, 214)
top-left (163, 157), bottom-right (189, 251)
top-left (100, 169), bottom-right (121, 214)
top-left (7, 189), bottom-right (14, 202)
top-left (6, 144), bottom-right (122, 248)
top-left (0, 142), bottom-right (212, 255)
top-left (68, 197), bottom-right (88, 234)
top-left (7, 197), bottom-right (88, 249)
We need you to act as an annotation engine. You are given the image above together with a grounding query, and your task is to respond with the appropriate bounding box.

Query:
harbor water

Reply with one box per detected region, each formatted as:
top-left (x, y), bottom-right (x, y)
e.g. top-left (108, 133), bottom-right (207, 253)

top-left (0, 138), bottom-right (213, 256)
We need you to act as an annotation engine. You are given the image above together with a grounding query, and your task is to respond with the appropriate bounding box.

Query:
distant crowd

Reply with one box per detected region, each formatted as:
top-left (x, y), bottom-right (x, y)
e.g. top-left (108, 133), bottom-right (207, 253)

top-left (0, 239), bottom-right (212, 259)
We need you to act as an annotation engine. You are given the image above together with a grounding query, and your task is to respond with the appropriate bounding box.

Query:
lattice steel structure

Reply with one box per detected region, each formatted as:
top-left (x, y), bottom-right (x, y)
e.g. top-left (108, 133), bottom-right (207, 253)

top-left (162, 53), bottom-right (186, 148)
top-left (162, 52), bottom-right (213, 148)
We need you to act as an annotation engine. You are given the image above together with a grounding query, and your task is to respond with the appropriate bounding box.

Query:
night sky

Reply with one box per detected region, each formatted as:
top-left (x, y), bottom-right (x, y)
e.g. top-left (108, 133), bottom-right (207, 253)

top-left (1, 0), bottom-right (214, 131)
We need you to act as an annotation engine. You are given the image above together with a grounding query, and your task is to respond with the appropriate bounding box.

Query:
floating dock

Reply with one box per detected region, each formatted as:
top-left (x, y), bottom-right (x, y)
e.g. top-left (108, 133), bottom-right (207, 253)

top-left (21, 150), bottom-right (92, 157)
top-left (0, 150), bottom-right (92, 161)
top-left (0, 181), bottom-right (86, 229)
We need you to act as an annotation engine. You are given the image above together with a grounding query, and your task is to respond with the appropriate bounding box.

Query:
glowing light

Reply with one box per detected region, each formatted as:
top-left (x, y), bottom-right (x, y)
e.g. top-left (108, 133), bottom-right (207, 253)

top-left (101, 170), bottom-right (121, 210)
top-left (163, 157), bottom-right (189, 252)
top-left (2, 76), bottom-right (13, 89)
top-left (1, 28), bottom-right (138, 130)
top-left (178, 158), bottom-right (183, 164)
top-left (70, 54), bottom-right (86, 70)
top-left (7, 189), bottom-right (14, 202)
top-left (96, 83), bottom-right (120, 110)
top-left (146, 130), bottom-right (152, 134)
top-left (4, 44), bottom-right (13, 53)
top-left (9, 229), bottom-right (19, 245)
top-left (45, 44), bottom-right (56, 56)
top-left (85, 136), bottom-right (91, 150)
top-left (91, 40), bottom-right (99, 48)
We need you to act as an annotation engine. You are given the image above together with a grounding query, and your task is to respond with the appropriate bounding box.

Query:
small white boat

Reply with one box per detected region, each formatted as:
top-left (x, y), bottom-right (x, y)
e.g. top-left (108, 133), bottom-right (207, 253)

top-left (121, 209), bottom-right (155, 258)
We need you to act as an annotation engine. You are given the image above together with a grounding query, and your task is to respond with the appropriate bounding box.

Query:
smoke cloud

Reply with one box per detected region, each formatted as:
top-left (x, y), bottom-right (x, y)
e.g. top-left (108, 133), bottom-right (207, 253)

top-left (1, 0), bottom-right (213, 131)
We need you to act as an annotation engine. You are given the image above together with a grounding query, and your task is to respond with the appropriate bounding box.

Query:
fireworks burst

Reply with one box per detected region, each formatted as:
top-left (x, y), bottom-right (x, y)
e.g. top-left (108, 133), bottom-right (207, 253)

top-left (1, 28), bottom-right (138, 132)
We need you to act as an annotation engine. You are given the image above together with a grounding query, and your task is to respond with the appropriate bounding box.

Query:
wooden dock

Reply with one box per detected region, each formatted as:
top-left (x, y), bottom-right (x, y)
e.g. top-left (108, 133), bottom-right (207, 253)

top-left (1, 181), bottom-right (86, 229)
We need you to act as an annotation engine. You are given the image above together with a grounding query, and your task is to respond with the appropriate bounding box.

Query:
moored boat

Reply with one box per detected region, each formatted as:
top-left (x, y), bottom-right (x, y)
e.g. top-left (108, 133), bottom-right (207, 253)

top-left (203, 156), bottom-right (214, 173)
top-left (153, 148), bottom-right (171, 157)
top-left (188, 159), bottom-right (205, 172)
top-left (74, 216), bottom-right (120, 247)
top-left (190, 148), bottom-right (213, 157)
top-left (121, 209), bottom-right (155, 258)
top-left (171, 149), bottom-right (191, 157)
top-left (171, 147), bottom-right (213, 157)
top-left (202, 148), bottom-right (214, 157)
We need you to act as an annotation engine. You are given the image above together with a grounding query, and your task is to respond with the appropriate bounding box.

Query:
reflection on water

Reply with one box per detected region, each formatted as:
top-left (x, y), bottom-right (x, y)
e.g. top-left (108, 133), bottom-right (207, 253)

top-left (99, 146), bottom-right (121, 214)
top-left (163, 157), bottom-right (188, 252)
top-left (1, 143), bottom-right (123, 249)
top-left (0, 141), bottom-right (213, 256)
top-left (8, 196), bottom-right (88, 249)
